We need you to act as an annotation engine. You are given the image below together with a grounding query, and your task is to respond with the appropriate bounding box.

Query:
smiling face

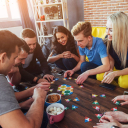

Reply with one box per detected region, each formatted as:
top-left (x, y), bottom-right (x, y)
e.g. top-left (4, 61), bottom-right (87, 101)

top-left (14, 50), bottom-right (28, 66)
top-left (56, 32), bottom-right (68, 46)
top-left (24, 37), bottom-right (37, 53)
top-left (106, 19), bottom-right (113, 41)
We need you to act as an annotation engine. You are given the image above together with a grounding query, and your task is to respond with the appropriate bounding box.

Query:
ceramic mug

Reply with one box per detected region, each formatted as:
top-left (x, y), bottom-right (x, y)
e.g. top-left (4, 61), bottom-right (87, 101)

top-left (46, 103), bottom-right (65, 124)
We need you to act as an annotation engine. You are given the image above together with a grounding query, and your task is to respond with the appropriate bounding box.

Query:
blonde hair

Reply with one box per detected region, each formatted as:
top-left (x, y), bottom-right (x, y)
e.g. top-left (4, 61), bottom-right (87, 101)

top-left (107, 12), bottom-right (128, 68)
top-left (71, 21), bottom-right (92, 37)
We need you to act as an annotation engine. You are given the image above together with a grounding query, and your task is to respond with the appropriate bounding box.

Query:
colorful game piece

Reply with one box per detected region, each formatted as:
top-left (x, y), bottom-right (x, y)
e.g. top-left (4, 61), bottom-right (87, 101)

top-left (58, 84), bottom-right (74, 95)
top-left (55, 78), bottom-right (59, 81)
top-left (64, 106), bottom-right (69, 110)
top-left (92, 100), bottom-right (99, 105)
top-left (72, 105), bottom-right (78, 110)
top-left (95, 114), bottom-right (103, 119)
top-left (79, 85), bottom-right (84, 88)
top-left (63, 78), bottom-right (67, 80)
top-left (85, 117), bottom-right (92, 123)
top-left (73, 97), bottom-right (80, 101)
top-left (100, 94), bottom-right (106, 98)
top-left (111, 107), bottom-right (117, 111)
top-left (65, 99), bottom-right (71, 102)
top-left (74, 79), bottom-right (77, 81)
top-left (25, 87), bottom-right (29, 90)
top-left (49, 89), bottom-right (53, 92)
top-left (92, 94), bottom-right (98, 98)
top-left (93, 106), bottom-right (100, 111)
top-left (51, 81), bottom-right (55, 84)
top-left (115, 101), bottom-right (120, 106)
top-left (67, 77), bottom-right (72, 79)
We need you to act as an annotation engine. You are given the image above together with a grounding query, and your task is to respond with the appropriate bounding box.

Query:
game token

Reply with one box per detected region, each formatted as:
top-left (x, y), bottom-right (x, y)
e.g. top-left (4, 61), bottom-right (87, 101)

top-left (92, 100), bottom-right (99, 105)
top-left (79, 85), bottom-right (84, 88)
top-left (64, 106), bottom-right (69, 110)
top-left (73, 97), bottom-right (80, 101)
top-left (95, 114), bottom-right (103, 119)
top-left (85, 117), bottom-right (92, 123)
top-left (72, 105), bottom-right (78, 110)
top-left (92, 94), bottom-right (98, 98)
top-left (57, 84), bottom-right (74, 95)
top-left (100, 94), bottom-right (106, 98)
top-left (55, 78), bottom-right (59, 81)
top-left (93, 106), bottom-right (100, 111)
top-left (49, 89), bottom-right (53, 92)
top-left (65, 99), bottom-right (71, 102)
top-left (115, 101), bottom-right (120, 106)
top-left (111, 107), bottom-right (117, 111)
top-left (63, 78), bottom-right (67, 80)
top-left (67, 77), bottom-right (72, 79)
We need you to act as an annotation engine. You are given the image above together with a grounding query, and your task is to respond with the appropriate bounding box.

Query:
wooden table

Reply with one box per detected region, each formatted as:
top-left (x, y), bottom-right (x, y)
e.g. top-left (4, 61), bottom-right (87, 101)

top-left (47, 73), bottom-right (128, 128)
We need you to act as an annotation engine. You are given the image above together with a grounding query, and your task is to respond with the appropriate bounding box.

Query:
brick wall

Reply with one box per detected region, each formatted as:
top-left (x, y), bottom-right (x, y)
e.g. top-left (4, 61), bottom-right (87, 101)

top-left (84, 0), bottom-right (128, 27)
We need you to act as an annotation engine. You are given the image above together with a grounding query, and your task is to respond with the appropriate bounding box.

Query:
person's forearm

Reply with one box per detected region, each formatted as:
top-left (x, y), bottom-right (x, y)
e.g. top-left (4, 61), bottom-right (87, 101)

top-left (26, 98), bottom-right (45, 128)
top-left (8, 72), bottom-right (21, 86)
top-left (86, 64), bottom-right (110, 76)
top-left (47, 54), bottom-right (61, 63)
top-left (72, 61), bottom-right (83, 72)
top-left (114, 68), bottom-right (128, 77)
top-left (15, 87), bottom-right (35, 101)
top-left (122, 125), bottom-right (128, 128)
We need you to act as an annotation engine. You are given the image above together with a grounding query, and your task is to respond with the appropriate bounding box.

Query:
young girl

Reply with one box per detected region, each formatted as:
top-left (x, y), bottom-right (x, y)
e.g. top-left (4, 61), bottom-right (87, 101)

top-left (47, 26), bottom-right (80, 70)
top-left (97, 12), bottom-right (128, 89)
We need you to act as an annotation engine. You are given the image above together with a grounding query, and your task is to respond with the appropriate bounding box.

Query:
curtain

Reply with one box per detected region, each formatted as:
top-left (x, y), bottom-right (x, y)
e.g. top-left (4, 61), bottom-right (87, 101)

top-left (17, 0), bottom-right (36, 31)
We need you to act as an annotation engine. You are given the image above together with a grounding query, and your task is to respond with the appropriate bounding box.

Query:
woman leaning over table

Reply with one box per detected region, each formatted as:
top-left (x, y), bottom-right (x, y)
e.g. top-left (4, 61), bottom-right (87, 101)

top-left (47, 26), bottom-right (80, 70)
top-left (97, 12), bottom-right (128, 89)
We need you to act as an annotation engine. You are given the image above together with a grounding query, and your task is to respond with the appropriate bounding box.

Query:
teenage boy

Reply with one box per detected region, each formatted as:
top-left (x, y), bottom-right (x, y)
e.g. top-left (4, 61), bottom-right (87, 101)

top-left (0, 30), bottom-right (50, 128)
top-left (8, 40), bottom-right (47, 86)
top-left (20, 28), bottom-right (54, 83)
top-left (64, 22), bottom-right (110, 84)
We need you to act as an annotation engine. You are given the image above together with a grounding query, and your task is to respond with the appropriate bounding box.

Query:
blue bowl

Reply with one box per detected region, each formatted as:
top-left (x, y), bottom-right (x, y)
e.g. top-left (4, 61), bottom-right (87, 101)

top-left (45, 93), bottom-right (61, 107)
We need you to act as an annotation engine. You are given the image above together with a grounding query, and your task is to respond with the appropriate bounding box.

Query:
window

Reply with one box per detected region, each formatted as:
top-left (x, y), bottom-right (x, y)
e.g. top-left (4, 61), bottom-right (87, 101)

top-left (0, 0), bottom-right (21, 28)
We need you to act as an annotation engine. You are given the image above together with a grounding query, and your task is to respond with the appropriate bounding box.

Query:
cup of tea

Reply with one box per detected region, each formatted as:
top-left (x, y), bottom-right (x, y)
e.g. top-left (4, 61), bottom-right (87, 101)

top-left (46, 103), bottom-right (65, 124)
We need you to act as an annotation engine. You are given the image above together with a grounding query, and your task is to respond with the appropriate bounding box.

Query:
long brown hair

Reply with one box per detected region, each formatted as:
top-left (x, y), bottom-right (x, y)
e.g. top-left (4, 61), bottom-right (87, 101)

top-left (51, 26), bottom-right (78, 56)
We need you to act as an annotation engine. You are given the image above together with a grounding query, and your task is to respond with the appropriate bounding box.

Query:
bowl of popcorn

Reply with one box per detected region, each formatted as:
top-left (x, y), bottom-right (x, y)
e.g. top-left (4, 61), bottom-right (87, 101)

top-left (45, 93), bottom-right (61, 107)
top-left (46, 103), bottom-right (65, 124)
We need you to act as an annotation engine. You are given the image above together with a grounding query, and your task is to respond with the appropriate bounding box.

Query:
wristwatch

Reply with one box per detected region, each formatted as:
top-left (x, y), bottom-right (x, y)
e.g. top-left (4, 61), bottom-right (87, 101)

top-left (111, 125), bottom-right (120, 128)
top-left (35, 77), bottom-right (40, 83)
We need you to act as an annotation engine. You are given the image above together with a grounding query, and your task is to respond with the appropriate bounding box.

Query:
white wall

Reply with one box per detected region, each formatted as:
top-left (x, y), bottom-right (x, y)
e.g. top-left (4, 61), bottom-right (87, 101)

top-left (0, 26), bottom-right (23, 37)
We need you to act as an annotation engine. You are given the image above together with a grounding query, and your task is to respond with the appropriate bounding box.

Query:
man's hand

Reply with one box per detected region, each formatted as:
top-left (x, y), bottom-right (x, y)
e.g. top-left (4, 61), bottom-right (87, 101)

top-left (19, 98), bottom-right (34, 109)
top-left (36, 82), bottom-right (50, 91)
top-left (8, 66), bottom-right (19, 74)
top-left (76, 71), bottom-right (89, 84)
top-left (43, 74), bottom-right (54, 82)
top-left (32, 88), bottom-right (47, 100)
top-left (37, 78), bottom-right (48, 83)
top-left (112, 95), bottom-right (128, 105)
top-left (104, 111), bottom-right (128, 123)
top-left (102, 71), bottom-right (116, 84)
top-left (64, 70), bottom-right (74, 78)
top-left (93, 115), bottom-right (122, 128)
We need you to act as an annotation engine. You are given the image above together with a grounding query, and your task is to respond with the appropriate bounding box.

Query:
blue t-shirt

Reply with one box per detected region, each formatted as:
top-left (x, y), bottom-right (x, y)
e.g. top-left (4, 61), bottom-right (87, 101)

top-left (79, 37), bottom-right (108, 66)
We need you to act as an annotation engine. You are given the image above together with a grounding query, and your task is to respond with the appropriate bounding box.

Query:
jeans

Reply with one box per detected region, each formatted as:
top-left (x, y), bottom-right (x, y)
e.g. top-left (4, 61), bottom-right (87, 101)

top-left (55, 58), bottom-right (78, 70)
top-left (80, 61), bottom-right (99, 79)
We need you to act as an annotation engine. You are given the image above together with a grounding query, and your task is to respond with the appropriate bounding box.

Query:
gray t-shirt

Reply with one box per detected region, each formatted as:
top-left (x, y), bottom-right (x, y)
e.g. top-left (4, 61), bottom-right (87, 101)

top-left (0, 74), bottom-right (20, 116)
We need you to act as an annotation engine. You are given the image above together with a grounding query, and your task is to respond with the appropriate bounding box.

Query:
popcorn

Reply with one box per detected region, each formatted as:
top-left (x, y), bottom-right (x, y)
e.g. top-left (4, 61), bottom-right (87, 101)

top-left (48, 107), bottom-right (63, 115)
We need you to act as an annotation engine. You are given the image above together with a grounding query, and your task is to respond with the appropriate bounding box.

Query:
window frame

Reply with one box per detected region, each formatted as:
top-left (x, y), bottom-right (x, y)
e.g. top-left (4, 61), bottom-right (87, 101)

top-left (0, 0), bottom-right (21, 28)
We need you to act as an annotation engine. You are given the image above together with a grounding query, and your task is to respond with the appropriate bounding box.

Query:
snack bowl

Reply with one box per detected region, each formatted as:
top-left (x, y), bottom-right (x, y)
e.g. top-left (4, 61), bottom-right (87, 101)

top-left (45, 93), bottom-right (61, 107)
top-left (46, 103), bottom-right (65, 124)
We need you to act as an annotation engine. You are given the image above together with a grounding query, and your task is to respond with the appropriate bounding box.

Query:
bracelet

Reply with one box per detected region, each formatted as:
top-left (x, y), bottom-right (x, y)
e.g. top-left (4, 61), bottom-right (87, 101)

top-left (35, 77), bottom-right (40, 83)
top-left (111, 125), bottom-right (120, 128)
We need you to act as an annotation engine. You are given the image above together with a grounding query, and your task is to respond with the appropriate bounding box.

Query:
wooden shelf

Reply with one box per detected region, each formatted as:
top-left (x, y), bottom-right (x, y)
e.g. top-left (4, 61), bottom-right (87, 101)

top-left (34, 2), bottom-right (62, 7)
